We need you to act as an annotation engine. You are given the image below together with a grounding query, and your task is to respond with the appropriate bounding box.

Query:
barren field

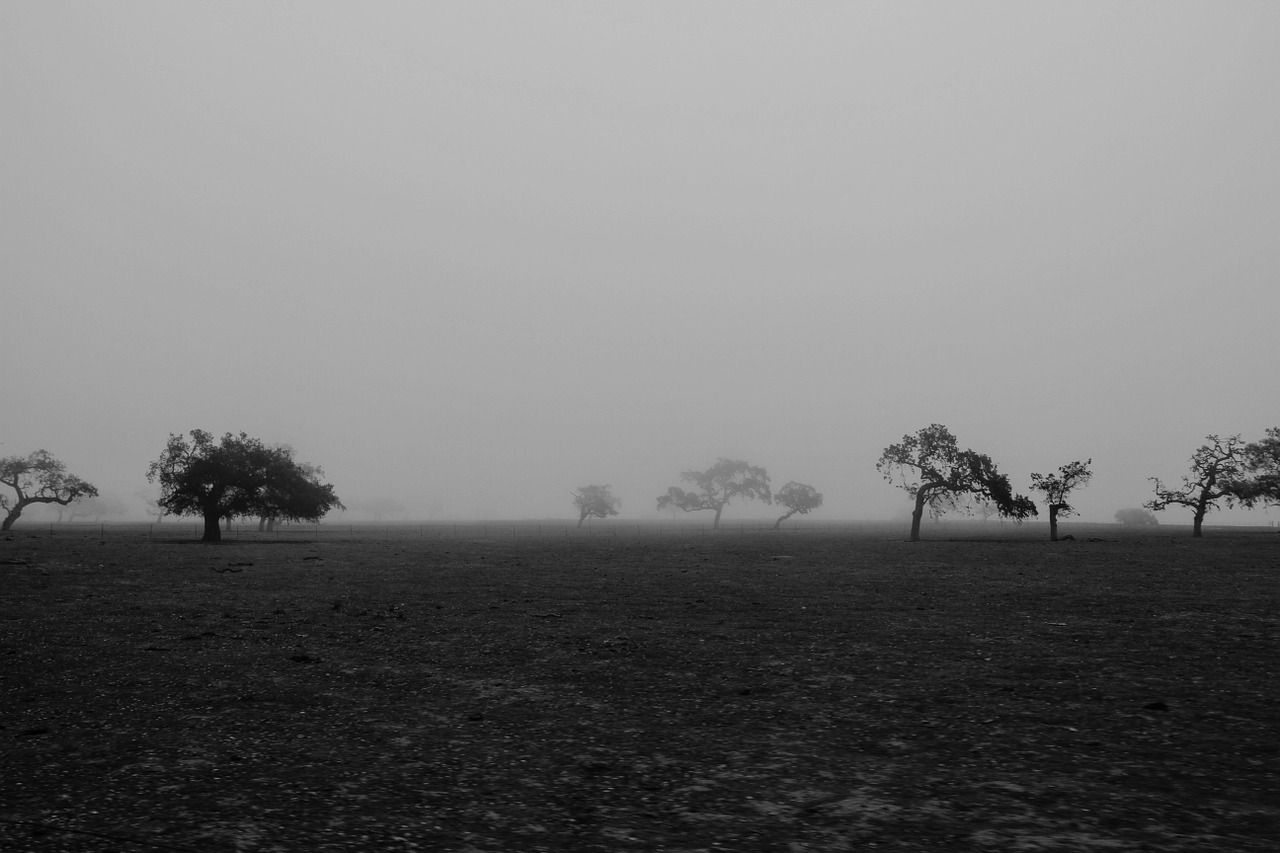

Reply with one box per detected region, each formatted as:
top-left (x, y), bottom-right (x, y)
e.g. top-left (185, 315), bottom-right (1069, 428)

top-left (2, 525), bottom-right (1277, 852)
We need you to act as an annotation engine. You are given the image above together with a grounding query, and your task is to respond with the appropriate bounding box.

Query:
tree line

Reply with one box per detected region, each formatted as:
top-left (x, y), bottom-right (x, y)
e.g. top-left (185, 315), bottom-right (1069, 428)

top-left (2, 425), bottom-right (1277, 541)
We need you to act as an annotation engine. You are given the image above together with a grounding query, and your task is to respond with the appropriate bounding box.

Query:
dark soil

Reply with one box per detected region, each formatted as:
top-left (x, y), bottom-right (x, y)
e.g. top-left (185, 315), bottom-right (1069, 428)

top-left (2, 527), bottom-right (1277, 851)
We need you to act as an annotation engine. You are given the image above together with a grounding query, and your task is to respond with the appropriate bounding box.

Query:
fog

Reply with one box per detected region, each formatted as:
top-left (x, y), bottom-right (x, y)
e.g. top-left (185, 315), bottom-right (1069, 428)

top-left (4, 3), bottom-right (1278, 526)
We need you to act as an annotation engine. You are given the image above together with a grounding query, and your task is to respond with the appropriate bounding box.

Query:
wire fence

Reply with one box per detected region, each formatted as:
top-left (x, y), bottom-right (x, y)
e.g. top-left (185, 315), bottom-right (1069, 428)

top-left (8, 517), bottom-right (1271, 544)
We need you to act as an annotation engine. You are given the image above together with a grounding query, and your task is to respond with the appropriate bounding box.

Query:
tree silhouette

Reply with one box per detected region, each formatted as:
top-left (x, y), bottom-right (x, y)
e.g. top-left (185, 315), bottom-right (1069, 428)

top-left (1145, 434), bottom-right (1245, 537)
top-left (773, 481), bottom-right (823, 528)
top-left (876, 424), bottom-right (1036, 541)
top-left (1030, 459), bottom-right (1093, 541)
top-left (1, 450), bottom-right (98, 531)
top-left (571, 485), bottom-right (620, 528)
top-left (1230, 427), bottom-right (1280, 510)
top-left (148, 430), bottom-right (341, 542)
top-left (656, 458), bottom-right (771, 529)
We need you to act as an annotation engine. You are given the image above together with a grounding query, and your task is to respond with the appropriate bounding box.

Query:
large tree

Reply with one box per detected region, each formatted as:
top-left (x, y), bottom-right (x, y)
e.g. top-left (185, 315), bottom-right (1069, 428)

top-left (1029, 459), bottom-right (1093, 542)
top-left (147, 430), bottom-right (341, 542)
top-left (1230, 427), bottom-right (1280, 511)
top-left (1145, 434), bottom-right (1245, 537)
top-left (571, 484), bottom-right (620, 528)
top-left (1, 450), bottom-right (99, 531)
top-left (876, 424), bottom-right (1037, 541)
top-left (656, 458), bottom-right (771, 529)
top-left (773, 481), bottom-right (823, 528)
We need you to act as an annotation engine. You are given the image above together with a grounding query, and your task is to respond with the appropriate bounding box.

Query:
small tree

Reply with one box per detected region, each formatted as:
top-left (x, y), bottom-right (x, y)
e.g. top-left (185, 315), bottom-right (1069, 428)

top-left (656, 458), bottom-right (771, 529)
top-left (147, 430), bottom-right (341, 542)
top-left (1029, 459), bottom-right (1093, 542)
top-left (1145, 434), bottom-right (1245, 537)
top-left (773, 481), bottom-right (823, 528)
top-left (68, 494), bottom-right (129, 523)
top-left (571, 485), bottom-right (620, 528)
top-left (1114, 507), bottom-right (1159, 526)
top-left (1, 450), bottom-right (99, 531)
top-left (876, 424), bottom-right (1037, 541)
top-left (1230, 427), bottom-right (1280, 510)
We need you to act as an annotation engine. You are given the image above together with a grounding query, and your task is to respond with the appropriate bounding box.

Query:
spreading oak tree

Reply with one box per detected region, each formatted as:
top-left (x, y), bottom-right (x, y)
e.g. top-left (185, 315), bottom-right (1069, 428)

top-left (773, 481), bottom-right (823, 528)
top-left (656, 458), bottom-right (771, 529)
top-left (147, 430), bottom-right (341, 542)
top-left (1145, 434), bottom-right (1246, 537)
top-left (0, 450), bottom-right (99, 531)
top-left (571, 485), bottom-right (620, 528)
top-left (876, 424), bottom-right (1037, 541)
top-left (1029, 459), bottom-right (1093, 541)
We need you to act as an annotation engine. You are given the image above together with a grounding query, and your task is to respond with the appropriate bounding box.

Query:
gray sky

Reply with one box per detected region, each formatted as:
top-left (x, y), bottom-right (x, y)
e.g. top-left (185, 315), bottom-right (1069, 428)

top-left (4, 2), bottom-right (1278, 524)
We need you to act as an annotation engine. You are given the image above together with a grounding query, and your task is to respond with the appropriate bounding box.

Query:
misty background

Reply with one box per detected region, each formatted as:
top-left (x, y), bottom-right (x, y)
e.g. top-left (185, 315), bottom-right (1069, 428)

top-left (4, 3), bottom-right (1278, 525)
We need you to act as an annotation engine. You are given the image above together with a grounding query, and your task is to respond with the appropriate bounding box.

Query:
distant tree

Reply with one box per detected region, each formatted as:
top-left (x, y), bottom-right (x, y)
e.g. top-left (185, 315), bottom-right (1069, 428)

top-left (147, 430), bottom-right (341, 542)
top-left (1230, 427), bottom-right (1280, 510)
top-left (1114, 507), bottom-right (1159, 526)
top-left (363, 497), bottom-right (407, 523)
top-left (971, 500), bottom-right (1000, 523)
top-left (1145, 434), bottom-right (1246, 537)
top-left (876, 424), bottom-right (1037, 542)
top-left (1, 450), bottom-right (99, 531)
top-left (656, 458), bottom-right (771, 529)
top-left (773, 481), bottom-right (823, 528)
top-left (136, 488), bottom-right (166, 523)
top-left (571, 485), bottom-right (620, 528)
top-left (68, 494), bottom-right (129, 523)
top-left (1029, 459), bottom-right (1093, 542)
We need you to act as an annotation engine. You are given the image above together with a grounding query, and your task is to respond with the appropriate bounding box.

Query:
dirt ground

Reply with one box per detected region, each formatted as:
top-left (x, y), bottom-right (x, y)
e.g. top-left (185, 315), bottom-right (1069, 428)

top-left (1, 525), bottom-right (1277, 852)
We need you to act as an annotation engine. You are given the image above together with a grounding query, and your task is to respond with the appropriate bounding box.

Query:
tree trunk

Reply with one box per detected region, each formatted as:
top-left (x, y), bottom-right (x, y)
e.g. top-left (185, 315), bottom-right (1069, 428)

top-left (224, 516), bottom-right (232, 532)
top-left (713, 505), bottom-right (724, 529)
top-left (202, 511), bottom-right (222, 542)
top-left (578, 512), bottom-right (587, 528)
top-left (774, 510), bottom-right (796, 529)
top-left (1, 504), bottom-right (22, 531)
top-left (909, 491), bottom-right (927, 541)
top-left (1049, 505), bottom-right (1060, 541)
top-left (1192, 511), bottom-right (1204, 537)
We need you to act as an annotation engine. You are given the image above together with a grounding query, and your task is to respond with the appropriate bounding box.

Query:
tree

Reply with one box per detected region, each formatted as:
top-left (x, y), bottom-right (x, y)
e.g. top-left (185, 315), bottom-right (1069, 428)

top-left (1145, 434), bottom-right (1246, 537)
top-left (147, 430), bottom-right (342, 542)
top-left (1230, 427), bottom-right (1280, 510)
top-left (1029, 459), bottom-right (1093, 542)
top-left (136, 488), bottom-right (166, 523)
top-left (875, 424), bottom-right (1037, 541)
top-left (1, 450), bottom-right (99, 531)
top-left (773, 481), bottom-right (823, 528)
top-left (68, 494), bottom-right (129, 523)
top-left (656, 458), bottom-right (771, 529)
top-left (571, 485), bottom-right (620, 528)
top-left (1114, 507), bottom-right (1159, 526)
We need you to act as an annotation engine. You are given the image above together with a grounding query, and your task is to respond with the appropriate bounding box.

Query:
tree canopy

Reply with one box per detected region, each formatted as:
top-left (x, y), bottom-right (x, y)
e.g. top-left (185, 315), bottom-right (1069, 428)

top-left (773, 481), bottom-right (823, 528)
top-left (571, 485), bottom-right (620, 528)
top-left (1, 450), bottom-right (99, 531)
top-left (876, 424), bottom-right (1037, 541)
top-left (1230, 427), bottom-right (1280, 510)
top-left (1029, 459), bottom-right (1093, 541)
top-left (147, 430), bottom-right (341, 542)
top-left (656, 458), bottom-right (771, 529)
top-left (1145, 434), bottom-right (1245, 537)
top-left (1114, 508), bottom-right (1159, 526)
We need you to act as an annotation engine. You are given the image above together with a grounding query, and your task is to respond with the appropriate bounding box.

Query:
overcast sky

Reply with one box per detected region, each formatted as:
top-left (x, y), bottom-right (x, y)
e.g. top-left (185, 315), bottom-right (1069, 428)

top-left (4, 2), bottom-right (1278, 525)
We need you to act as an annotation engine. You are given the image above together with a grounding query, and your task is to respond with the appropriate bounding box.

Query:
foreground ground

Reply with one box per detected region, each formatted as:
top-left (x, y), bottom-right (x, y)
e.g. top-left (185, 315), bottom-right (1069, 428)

top-left (1, 525), bottom-right (1277, 852)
